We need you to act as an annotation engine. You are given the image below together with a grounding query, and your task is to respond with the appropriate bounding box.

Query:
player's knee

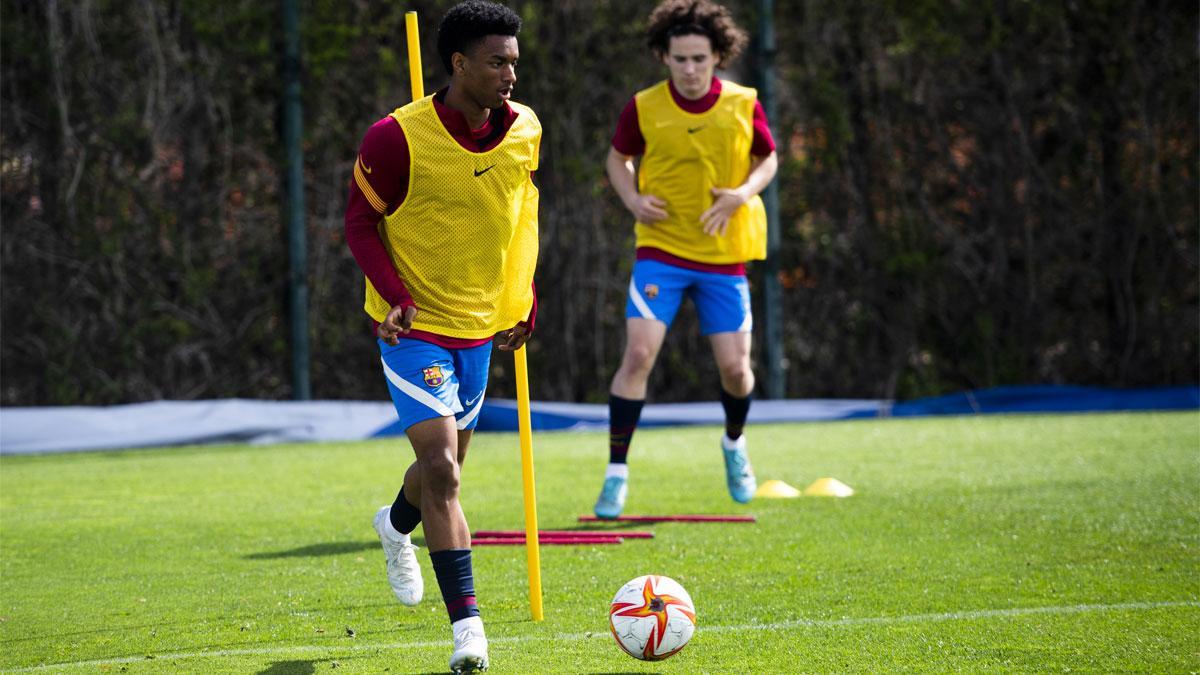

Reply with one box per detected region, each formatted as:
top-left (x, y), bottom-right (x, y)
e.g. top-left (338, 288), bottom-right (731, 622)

top-left (419, 453), bottom-right (461, 498)
top-left (622, 343), bottom-right (658, 374)
top-left (721, 362), bottom-right (754, 393)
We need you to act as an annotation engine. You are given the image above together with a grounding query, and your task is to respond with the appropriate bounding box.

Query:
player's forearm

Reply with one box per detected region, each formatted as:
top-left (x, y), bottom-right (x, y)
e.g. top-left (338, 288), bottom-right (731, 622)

top-left (737, 151), bottom-right (778, 200)
top-left (605, 148), bottom-right (642, 213)
top-left (344, 211), bottom-right (414, 308)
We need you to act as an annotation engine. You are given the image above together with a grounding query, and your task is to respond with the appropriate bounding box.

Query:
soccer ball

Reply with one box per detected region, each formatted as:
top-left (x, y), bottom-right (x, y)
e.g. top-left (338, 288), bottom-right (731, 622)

top-left (608, 574), bottom-right (696, 661)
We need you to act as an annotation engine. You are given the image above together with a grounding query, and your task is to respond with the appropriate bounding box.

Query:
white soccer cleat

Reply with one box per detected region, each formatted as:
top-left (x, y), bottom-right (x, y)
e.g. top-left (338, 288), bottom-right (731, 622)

top-left (372, 506), bottom-right (424, 606)
top-left (449, 616), bottom-right (489, 673)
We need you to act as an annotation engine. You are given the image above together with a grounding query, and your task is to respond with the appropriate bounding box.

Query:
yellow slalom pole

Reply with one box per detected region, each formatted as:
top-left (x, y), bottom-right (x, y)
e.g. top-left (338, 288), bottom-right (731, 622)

top-left (404, 11), bottom-right (424, 100)
top-left (513, 344), bottom-right (544, 621)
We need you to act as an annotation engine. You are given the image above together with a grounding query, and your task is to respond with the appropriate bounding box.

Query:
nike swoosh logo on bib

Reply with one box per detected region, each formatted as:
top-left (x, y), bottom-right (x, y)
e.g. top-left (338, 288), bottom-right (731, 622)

top-left (473, 165), bottom-right (496, 177)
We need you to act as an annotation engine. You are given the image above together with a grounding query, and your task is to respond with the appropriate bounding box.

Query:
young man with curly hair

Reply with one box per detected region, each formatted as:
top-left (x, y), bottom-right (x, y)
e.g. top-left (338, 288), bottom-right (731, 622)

top-left (594, 0), bottom-right (778, 519)
top-left (343, 1), bottom-right (538, 670)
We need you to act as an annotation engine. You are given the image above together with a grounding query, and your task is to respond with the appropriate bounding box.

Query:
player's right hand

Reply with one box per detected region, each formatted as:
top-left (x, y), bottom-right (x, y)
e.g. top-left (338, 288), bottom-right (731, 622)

top-left (629, 193), bottom-right (668, 223)
top-left (378, 303), bottom-right (418, 345)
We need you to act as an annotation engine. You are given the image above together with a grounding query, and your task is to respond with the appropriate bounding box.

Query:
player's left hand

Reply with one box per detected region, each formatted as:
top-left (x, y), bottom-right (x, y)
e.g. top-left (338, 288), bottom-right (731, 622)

top-left (496, 323), bottom-right (532, 352)
top-left (378, 303), bottom-right (418, 346)
top-left (701, 187), bottom-right (748, 236)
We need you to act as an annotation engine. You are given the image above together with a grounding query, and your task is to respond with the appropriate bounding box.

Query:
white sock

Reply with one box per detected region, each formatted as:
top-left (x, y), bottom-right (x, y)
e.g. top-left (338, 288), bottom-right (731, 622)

top-left (605, 463), bottom-right (629, 480)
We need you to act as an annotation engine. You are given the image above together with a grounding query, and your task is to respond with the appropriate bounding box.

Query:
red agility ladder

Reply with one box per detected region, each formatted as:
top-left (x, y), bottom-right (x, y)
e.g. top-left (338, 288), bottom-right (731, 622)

top-left (473, 535), bottom-right (624, 546)
top-left (577, 514), bottom-right (757, 523)
top-left (474, 529), bottom-right (655, 539)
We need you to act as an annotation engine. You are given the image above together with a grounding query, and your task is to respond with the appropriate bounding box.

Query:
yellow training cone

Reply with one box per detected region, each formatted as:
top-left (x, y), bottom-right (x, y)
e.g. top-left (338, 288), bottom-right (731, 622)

top-left (803, 477), bottom-right (855, 497)
top-left (754, 479), bottom-right (802, 498)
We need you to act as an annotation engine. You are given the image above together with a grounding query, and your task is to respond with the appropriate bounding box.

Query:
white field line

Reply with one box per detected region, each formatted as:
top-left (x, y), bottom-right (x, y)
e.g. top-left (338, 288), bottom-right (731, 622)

top-left (8, 600), bottom-right (1198, 672)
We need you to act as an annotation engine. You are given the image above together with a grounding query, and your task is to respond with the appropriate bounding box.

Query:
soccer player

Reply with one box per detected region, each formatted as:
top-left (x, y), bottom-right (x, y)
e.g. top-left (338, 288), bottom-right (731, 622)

top-left (593, 0), bottom-right (778, 519)
top-left (343, 2), bottom-right (539, 671)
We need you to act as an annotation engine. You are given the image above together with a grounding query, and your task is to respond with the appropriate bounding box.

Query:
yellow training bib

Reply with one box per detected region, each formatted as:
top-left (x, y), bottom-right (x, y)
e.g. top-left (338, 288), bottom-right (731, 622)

top-left (362, 96), bottom-right (540, 339)
top-left (634, 79), bottom-right (766, 263)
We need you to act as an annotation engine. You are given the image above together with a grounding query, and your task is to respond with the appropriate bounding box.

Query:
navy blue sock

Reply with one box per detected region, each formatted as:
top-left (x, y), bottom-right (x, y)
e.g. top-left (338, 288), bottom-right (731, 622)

top-left (608, 394), bottom-right (645, 464)
top-left (430, 549), bottom-right (480, 623)
top-left (609, 393), bottom-right (648, 461)
top-left (389, 487), bottom-right (421, 535)
top-left (720, 389), bottom-right (752, 440)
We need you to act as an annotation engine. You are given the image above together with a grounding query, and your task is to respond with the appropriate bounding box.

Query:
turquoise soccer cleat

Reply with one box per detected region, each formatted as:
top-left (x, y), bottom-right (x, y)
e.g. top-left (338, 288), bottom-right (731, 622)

top-left (721, 435), bottom-right (757, 503)
top-left (593, 475), bottom-right (628, 519)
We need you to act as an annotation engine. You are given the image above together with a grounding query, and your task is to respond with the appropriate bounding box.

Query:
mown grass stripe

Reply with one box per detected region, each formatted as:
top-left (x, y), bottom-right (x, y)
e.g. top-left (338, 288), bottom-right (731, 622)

top-left (11, 600), bottom-right (1197, 672)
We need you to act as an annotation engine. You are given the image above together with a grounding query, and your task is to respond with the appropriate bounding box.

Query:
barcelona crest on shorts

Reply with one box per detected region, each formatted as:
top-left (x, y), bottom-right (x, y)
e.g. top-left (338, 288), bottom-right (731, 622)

top-left (644, 283), bottom-right (659, 300)
top-left (422, 366), bottom-right (444, 387)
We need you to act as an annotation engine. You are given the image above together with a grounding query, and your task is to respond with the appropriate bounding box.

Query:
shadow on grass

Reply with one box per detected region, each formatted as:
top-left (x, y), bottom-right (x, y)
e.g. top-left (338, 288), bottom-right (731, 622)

top-left (259, 657), bottom-right (366, 674)
top-left (259, 660), bottom-right (318, 674)
top-left (245, 537), bottom-right (426, 560)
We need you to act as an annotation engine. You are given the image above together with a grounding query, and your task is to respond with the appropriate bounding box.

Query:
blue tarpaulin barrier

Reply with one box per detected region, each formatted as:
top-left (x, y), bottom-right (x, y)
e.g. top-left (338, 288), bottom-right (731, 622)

top-left (452, 385), bottom-right (1199, 434)
top-left (876, 385), bottom-right (1200, 418)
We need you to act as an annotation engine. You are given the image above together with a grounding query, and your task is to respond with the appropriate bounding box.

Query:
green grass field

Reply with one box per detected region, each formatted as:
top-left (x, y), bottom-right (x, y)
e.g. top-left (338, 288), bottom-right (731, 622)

top-left (2, 412), bottom-right (1198, 673)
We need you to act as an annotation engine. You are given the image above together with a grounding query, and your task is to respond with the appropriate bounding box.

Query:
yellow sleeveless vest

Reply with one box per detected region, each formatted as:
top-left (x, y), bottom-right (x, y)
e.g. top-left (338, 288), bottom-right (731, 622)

top-left (362, 96), bottom-right (540, 339)
top-left (634, 79), bottom-right (766, 263)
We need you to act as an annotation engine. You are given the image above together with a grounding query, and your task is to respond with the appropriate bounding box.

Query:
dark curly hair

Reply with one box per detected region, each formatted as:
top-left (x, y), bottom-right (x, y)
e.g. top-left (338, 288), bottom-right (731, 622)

top-left (645, 0), bottom-right (748, 69)
top-left (436, 1), bottom-right (522, 75)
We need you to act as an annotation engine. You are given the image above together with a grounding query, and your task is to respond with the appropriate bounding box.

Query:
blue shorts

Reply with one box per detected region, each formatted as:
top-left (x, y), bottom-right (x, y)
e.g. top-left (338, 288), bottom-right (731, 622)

top-left (624, 259), bottom-right (753, 334)
top-left (378, 338), bottom-right (492, 432)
